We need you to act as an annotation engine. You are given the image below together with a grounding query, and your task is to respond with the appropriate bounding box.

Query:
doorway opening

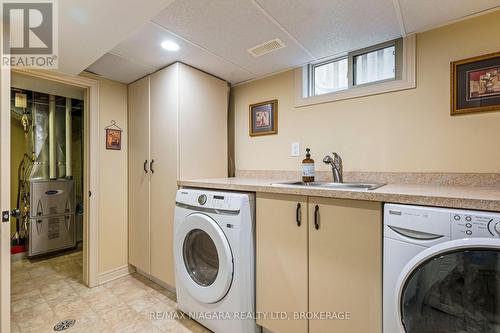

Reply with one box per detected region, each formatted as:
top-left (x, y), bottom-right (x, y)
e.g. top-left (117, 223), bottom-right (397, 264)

top-left (9, 73), bottom-right (88, 329)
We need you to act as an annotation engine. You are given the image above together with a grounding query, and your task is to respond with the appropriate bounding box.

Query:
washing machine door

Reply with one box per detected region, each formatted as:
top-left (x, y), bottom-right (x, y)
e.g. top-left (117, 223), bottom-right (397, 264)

top-left (396, 238), bottom-right (500, 333)
top-left (175, 212), bottom-right (233, 304)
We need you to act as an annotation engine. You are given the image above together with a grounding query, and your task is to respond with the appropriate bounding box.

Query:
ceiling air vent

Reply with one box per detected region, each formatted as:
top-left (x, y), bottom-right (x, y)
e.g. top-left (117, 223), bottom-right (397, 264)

top-left (247, 38), bottom-right (285, 57)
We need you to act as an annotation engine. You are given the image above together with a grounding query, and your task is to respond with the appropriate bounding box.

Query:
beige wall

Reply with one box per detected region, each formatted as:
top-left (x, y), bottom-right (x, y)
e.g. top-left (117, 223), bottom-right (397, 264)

top-left (232, 10), bottom-right (500, 174)
top-left (94, 76), bottom-right (128, 274)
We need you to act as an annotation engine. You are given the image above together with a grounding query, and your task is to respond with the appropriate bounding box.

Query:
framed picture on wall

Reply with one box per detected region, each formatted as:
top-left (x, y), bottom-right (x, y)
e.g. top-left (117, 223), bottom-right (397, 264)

top-left (106, 129), bottom-right (121, 150)
top-left (249, 100), bottom-right (278, 136)
top-left (105, 120), bottom-right (122, 150)
top-left (451, 52), bottom-right (500, 115)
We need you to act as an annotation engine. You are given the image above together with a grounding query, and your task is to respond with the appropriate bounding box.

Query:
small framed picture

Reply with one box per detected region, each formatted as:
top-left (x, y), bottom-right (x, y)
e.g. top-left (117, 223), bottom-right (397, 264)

top-left (106, 128), bottom-right (122, 150)
top-left (451, 52), bottom-right (500, 115)
top-left (249, 100), bottom-right (278, 137)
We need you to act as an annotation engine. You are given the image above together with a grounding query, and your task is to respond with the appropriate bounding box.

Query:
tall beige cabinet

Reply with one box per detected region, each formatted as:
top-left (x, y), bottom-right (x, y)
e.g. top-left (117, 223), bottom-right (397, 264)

top-left (128, 63), bottom-right (229, 287)
top-left (128, 75), bottom-right (151, 275)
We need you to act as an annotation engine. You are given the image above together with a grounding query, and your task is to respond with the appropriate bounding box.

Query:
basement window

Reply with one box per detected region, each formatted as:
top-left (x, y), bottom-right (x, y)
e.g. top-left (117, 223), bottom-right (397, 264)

top-left (352, 42), bottom-right (400, 86)
top-left (298, 36), bottom-right (415, 106)
top-left (312, 57), bottom-right (348, 95)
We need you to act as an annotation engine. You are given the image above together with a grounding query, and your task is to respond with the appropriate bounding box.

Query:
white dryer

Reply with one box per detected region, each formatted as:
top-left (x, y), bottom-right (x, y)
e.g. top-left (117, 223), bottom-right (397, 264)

top-left (383, 204), bottom-right (500, 333)
top-left (174, 188), bottom-right (260, 333)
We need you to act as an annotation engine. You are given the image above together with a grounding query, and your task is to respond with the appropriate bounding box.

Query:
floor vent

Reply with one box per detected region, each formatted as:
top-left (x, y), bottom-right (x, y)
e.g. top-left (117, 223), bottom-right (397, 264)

top-left (53, 319), bottom-right (76, 331)
top-left (247, 38), bottom-right (285, 57)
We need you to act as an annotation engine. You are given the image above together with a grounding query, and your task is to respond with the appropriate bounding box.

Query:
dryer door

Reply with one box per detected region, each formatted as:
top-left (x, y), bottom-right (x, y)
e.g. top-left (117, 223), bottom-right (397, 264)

top-left (396, 239), bottom-right (500, 333)
top-left (175, 213), bottom-right (233, 304)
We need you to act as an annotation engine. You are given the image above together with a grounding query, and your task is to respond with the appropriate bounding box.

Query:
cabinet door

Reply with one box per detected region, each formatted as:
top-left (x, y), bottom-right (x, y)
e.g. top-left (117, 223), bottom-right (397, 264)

top-left (149, 64), bottom-right (179, 287)
top-left (128, 76), bottom-right (150, 273)
top-left (308, 197), bottom-right (382, 333)
top-left (178, 63), bottom-right (228, 179)
top-left (256, 193), bottom-right (308, 333)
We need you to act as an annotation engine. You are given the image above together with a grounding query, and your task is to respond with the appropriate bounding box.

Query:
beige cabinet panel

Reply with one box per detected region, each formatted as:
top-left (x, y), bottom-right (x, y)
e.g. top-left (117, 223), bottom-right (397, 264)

top-left (128, 63), bottom-right (229, 288)
top-left (127, 76), bottom-right (150, 273)
top-left (178, 63), bottom-right (229, 179)
top-left (256, 193), bottom-right (308, 333)
top-left (308, 197), bottom-right (382, 333)
top-left (149, 64), bottom-right (179, 287)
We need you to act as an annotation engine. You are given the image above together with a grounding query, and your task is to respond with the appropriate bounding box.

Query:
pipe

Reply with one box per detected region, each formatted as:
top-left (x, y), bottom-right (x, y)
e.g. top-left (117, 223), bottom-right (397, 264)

top-left (48, 95), bottom-right (56, 179)
top-left (65, 98), bottom-right (72, 178)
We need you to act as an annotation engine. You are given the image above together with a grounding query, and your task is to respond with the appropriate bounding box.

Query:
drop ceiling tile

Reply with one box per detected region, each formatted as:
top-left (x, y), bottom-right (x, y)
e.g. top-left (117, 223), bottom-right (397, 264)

top-left (58, 0), bottom-right (176, 75)
top-left (111, 22), bottom-right (252, 83)
top-left (86, 53), bottom-right (156, 84)
top-left (152, 0), bottom-right (314, 76)
top-left (399, 0), bottom-right (500, 33)
top-left (255, 0), bottom-right (402, 59)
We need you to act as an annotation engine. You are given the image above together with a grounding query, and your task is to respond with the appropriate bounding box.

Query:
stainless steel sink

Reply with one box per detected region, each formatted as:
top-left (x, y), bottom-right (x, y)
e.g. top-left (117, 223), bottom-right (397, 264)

top-left (272, 181), bottom-right (385, 191)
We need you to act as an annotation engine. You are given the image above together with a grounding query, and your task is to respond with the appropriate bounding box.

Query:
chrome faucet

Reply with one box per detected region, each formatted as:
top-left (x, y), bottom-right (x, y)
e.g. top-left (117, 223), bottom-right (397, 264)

top-left (323, 153), bottom-right (343, 183)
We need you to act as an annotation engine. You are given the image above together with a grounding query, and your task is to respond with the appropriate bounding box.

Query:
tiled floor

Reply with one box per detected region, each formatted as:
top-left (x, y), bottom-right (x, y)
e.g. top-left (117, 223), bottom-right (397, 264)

top-left (11, 250), bottom-right (210, 333)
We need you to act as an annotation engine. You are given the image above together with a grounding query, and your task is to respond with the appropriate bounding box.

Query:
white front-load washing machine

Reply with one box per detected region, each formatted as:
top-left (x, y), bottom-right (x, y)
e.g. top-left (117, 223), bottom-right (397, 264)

top-left (384, 204), bottom-right (500, 333)
top-left (174, 188), bottom-right (260, 333)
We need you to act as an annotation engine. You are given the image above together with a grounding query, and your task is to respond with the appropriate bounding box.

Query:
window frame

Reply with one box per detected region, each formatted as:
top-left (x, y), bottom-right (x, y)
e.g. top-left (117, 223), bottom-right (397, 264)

top-left (350, 38), bottom-right (403, 87)
top-left (309, 56), bottom-right (349, 97)
top-left (296, 35), bottom-right (415, 107)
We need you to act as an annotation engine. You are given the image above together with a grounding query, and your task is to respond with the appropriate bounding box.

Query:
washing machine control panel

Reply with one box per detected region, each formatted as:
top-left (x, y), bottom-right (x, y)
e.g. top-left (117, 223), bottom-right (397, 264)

top-left (197, 194), bottom-right (207, 205)
top-left (210, 194), bottom-right (231, 209)
top-left (176, 189), bottom-right (252, 212)
top-left (195, 193), bottom-right (232, 209)
top-left (451, 213), bottom-right (500, 239)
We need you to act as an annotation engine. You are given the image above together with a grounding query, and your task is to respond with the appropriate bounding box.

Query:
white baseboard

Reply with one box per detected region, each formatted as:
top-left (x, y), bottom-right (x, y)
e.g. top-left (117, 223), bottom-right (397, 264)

top-left (98, 264), bottom-right (135, 285)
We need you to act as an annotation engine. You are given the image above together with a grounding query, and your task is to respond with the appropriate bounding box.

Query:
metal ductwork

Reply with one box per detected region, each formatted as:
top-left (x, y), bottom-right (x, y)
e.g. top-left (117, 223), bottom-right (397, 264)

top-left (55, 97), bottom-right (67, 179)
top-left (30, 99), bottom-right (49, 180)
top-left (33, 94), bottom-right (70, 180)
top-left (49, 95), bottom-right (56, 179)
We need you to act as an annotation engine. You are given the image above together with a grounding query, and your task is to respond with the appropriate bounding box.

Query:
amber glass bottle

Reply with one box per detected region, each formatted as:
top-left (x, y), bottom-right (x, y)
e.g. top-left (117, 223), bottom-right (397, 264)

top-left (302, 148), bottom-right (315, 182)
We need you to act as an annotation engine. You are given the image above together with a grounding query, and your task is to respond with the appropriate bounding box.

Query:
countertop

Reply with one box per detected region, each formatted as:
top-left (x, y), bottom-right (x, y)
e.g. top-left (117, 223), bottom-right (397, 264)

top-left (178, 178), bottom-right (500, 212)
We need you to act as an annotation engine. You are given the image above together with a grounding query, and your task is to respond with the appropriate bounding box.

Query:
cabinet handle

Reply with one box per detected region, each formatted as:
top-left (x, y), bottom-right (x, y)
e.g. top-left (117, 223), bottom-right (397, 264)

top-left (143, 160), bottom-right (148, 174)
top-left (296, 203), bottom-right (301, 227)
top-left (150, 159), bottom-right (155, 174)
top-left (314, 205), bottom-right (320, 230)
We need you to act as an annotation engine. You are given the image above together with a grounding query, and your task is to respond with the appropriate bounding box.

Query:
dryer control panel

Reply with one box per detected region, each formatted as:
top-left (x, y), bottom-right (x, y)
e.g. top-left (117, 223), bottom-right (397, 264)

top-left (451, 212), bottom-right (500, 239)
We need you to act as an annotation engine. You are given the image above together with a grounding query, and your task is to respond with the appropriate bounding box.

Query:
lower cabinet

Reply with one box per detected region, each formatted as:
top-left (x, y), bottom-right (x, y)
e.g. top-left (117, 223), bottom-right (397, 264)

top-left (256, 193), bottom-right (382, 333)
top-left (256, 193), bottom-right (308, 333)
top-left (308, 196), bottom-right (382, 333)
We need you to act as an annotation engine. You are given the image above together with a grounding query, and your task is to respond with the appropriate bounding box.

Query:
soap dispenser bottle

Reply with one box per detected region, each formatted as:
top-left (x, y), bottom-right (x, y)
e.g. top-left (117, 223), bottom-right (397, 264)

top-left (302, 148), bottom-right (315, 182)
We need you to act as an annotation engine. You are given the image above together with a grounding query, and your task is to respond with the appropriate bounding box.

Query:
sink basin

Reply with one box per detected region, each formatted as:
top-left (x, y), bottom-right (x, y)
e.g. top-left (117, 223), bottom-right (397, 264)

top-left (272, 181), bottom-right (385, 191)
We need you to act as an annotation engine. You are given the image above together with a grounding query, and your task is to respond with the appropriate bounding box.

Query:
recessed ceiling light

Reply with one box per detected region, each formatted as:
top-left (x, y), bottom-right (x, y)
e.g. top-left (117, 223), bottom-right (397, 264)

top-left (161, 40), bottom-right (180, 52)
